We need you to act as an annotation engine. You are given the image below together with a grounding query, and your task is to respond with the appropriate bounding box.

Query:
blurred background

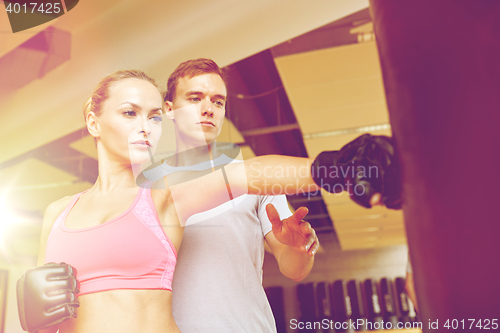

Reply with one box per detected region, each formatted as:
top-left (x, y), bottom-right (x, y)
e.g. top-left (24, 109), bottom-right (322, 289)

top-left (0, 1), bottom-right (415, 332)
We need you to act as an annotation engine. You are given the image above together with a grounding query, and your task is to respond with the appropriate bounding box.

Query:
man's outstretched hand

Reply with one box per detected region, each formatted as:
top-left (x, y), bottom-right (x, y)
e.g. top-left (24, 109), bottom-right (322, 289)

top-left (266, 204), bottom-right (319, 257)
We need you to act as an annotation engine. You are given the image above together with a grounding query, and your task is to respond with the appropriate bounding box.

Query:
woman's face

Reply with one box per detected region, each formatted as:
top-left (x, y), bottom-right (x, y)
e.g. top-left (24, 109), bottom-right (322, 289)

top-left (95, 78), bottom-right (164, 165)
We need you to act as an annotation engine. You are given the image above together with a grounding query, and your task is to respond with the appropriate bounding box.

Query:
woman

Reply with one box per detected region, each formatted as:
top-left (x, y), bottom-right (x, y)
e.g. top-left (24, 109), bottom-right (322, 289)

top-left (34, 69), bottom-right (331, 333)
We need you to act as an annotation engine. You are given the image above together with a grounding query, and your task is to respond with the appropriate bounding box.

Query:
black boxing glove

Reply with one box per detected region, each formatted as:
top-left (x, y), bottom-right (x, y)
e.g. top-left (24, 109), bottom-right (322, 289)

top-left (311, 134), bottom-right (402, 209)
top-left (17, 262), bottom-right (80, 333)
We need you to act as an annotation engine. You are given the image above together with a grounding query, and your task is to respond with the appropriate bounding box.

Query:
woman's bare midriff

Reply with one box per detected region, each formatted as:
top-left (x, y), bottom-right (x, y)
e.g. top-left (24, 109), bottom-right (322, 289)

top-left (57, 289), bottom-right (180, 333)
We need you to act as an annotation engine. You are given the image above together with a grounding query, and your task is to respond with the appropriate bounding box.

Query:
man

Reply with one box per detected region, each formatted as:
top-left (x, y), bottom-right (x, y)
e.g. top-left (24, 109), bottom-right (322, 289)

top-left (161, 58), bottom-right (318, 332)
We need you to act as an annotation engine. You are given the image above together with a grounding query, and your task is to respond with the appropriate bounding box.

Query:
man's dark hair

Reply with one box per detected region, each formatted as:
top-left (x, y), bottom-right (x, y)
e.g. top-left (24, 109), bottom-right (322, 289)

top-left (165, 58), bottom-right (226, 102)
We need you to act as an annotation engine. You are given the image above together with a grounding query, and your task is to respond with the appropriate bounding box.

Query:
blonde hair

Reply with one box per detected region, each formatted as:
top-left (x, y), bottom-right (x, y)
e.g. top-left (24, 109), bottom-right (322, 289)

top-left (83, 69), bottom-right (160, 120)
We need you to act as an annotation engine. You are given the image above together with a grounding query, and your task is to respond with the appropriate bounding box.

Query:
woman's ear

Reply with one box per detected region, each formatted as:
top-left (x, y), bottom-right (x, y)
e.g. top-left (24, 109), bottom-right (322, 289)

top-left (165, 101), bottom-right (175, 121)
top-left (86, 111), bottom-right (100, 138)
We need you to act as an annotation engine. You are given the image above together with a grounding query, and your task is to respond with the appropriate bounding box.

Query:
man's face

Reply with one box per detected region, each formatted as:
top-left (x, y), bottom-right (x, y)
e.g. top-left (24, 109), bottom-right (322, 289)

top-left (166, 73), bottom-right (227, 146)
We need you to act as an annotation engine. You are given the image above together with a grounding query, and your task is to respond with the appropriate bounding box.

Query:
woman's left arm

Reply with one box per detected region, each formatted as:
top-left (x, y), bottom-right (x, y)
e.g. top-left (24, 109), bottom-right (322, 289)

top-left (166, 155), bottom-right (320, 225)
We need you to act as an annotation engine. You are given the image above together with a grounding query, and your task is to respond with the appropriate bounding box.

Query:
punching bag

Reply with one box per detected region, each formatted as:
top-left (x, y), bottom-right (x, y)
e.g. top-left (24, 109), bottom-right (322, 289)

top-left (369, 1), bottom-right (500, 331)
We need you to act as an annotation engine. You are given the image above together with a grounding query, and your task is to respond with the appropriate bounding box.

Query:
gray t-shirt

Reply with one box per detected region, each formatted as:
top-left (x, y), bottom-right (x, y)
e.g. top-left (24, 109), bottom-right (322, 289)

top-left (146, 154), bottom-right (292, 332)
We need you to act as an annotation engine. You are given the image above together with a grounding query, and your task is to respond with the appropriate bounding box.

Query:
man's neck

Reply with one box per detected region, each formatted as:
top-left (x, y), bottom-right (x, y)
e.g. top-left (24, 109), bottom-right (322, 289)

top-left (170, 141), bottom-right (222, 167)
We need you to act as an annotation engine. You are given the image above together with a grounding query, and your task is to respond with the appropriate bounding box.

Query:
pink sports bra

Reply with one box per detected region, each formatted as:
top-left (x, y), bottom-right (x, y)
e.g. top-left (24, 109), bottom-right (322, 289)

top-left (45, 184), bottom-right (177, 295)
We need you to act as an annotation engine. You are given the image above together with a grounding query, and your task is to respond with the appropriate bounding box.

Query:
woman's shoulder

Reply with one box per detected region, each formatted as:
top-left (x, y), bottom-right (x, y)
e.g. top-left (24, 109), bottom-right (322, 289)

top-left (37, 194), bottom-right (79, 265)
top-left (45, 195), bottom-right (74, 218)
top-left (41, 194), bottom-right (77, 232)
